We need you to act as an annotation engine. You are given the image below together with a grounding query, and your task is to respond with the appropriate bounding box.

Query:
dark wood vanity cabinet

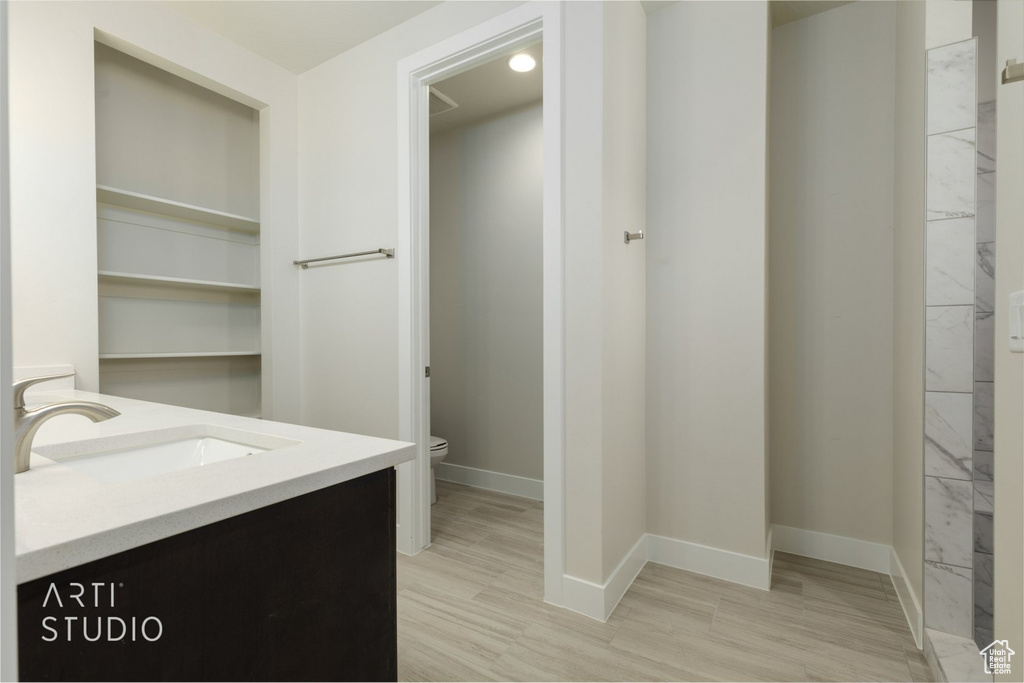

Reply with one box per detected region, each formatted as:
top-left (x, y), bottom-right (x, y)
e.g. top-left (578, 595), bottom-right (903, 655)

top-left (18, 468), bottom-right (397, 682)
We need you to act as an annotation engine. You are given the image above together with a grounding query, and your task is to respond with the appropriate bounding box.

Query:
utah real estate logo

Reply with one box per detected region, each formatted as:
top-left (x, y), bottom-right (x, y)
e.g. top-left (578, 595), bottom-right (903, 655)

top-left (980, 639), bottom-right (1015, 676)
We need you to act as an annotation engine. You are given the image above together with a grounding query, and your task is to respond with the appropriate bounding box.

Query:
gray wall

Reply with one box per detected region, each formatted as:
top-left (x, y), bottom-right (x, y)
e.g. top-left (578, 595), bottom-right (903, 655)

top-left (891, 0), bottom-right (927, 615)
top-left (645, 0), bottom-right (770, 559)
top-left (768, 1), bottom-right (897, 545)
top-left (429, 103), bottom-right (543, 481)
top-left (95, 43), bottom-right (260, 219)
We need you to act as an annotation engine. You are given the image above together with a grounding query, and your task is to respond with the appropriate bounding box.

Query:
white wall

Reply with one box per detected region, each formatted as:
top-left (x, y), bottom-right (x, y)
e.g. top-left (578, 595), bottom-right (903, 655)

top-left (297, 1), bottom-right (521, 440)
top-left (646, 0), bottom-right (770, 559)
top-left (560, 0), bottom-right (647, 585)
top-left (429, 103), bottom-right (543, 481)
top-left (600, 0), bottom-right (646, 579)
top-left (892, 0), bottom-right (927, 611)
top-left (768, 1), bottom-right (896, 545)
top-left (994, 0), bottom-right (1024, 671)
top-left (561, 0), bottom-right (605, 581)
top-left (0, 2), bottom-right (16, 676)
top-left (301, 1), bottom-right (648, 587)
top-left (94, 42), bottom-right (260, 219)
top-left (7, 1), bottom-right (300, 422)
top-left (973, 0), bottom-right (997, 105)
top-left (926, 1), bottom-right (973, 51)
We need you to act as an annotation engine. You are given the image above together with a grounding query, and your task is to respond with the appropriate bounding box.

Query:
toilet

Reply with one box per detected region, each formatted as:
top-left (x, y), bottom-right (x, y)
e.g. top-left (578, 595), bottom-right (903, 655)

top-left (429, 436), bottom-right (448, 505)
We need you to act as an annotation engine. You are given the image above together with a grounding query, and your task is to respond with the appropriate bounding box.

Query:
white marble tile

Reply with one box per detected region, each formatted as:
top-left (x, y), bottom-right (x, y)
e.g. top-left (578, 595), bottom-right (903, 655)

top-left (928, 40), bottom-right (977, 135)
top-left (974, 381), bottom-right (994, 451)
top-left (977, 101), bottom-right (996, 172)
top-left (975, 310), bottom-right (995, 382)
top-left (974, 553), bottom-right (994, 633)
top-left (925, 560), bottom-right (973, 638)
top-left (926, 628), bottom-right (993, 683)
top-left (925, 476), bottom-right (974, 568)
top-left (925, 392), bottom-right (974, 480)
top-left (927, 218), bottom-right (976, 305)
top-left (928, 128), bottom-right (977, 221)
top-left (977, 172), bottom-right (995, 242)
top-left (976, 242), bottom-right (995, 312)
top-left (926, 306), bottom-right (974, 392)
top-left (974, 450), bottom-right (993, 481)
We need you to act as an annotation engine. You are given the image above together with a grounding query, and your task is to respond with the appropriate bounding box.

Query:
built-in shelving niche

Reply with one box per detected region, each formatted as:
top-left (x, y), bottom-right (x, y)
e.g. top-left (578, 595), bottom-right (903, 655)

top-left (95, 42), bottom-right (262, 419)
top-left (96, 194), bottom-right (262, 418)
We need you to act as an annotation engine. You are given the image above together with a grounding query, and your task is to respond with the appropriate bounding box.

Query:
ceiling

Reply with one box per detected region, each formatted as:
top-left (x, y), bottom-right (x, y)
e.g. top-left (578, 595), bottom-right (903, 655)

top-left (770, 1), bottom-right (855, 27)
top-left (429, 43), bottom-right (543, 136)
top-left (159, 0), bottom-right (858, 76)
top-left (158, 1), bottom-right (441, 74)
top-left (643, 0), bottom-right (856, 27)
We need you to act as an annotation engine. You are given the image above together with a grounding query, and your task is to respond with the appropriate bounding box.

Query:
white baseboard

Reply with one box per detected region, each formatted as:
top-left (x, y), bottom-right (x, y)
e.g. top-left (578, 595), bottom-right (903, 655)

top-left (434, 462), bottom-right (543, 501)
top-left (770, 524), bottom-right (924, 651)
top-left (603, 534), bottom-right (648, 617)
top-left (563, 533), bottom-right (772, 621)
top-left (771, 524), bottom-right (891, 574)
top-left (556, 522), bottom-right (919, 650)
top-left (647, 533), bottom-right (772, 590)
top-left (562, 534), bottom-right (649, 622)
top-left (891, 547), bottom-right (924, 649)
top-left (561, 574), bottom-right (606, 621)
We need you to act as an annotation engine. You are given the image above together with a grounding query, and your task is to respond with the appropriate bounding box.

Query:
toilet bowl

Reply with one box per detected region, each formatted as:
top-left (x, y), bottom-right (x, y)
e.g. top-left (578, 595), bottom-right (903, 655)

top-left (429, 436), bottom-right (448, 505)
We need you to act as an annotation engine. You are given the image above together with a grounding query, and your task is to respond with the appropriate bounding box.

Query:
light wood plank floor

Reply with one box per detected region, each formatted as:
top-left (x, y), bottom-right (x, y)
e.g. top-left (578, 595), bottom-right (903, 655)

top-left (397, 481), bottom-right (932, 682)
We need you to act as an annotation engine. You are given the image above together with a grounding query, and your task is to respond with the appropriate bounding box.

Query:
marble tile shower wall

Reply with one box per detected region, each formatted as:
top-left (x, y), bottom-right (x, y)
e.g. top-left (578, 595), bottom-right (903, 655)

top-left (973, 96), bottom-right (995, 649)
top-left (923, 38), bottom-right (979, 642)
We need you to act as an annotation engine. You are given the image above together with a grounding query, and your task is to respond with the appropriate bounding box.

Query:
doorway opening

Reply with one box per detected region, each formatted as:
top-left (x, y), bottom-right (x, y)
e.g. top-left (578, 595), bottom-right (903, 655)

top-left (426, 40), bottom-right (544, 577)
top-left (395, 4), bottom-right (565, 606)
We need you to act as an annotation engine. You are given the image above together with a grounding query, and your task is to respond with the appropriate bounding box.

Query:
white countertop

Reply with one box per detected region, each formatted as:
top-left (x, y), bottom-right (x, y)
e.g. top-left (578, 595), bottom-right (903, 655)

top-left (15, 390), bottom-right (415, 584)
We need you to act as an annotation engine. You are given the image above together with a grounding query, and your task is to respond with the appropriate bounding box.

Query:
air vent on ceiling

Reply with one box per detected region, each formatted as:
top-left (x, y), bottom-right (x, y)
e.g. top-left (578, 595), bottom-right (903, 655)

top-left (429, 87), bottom-right (459, 116)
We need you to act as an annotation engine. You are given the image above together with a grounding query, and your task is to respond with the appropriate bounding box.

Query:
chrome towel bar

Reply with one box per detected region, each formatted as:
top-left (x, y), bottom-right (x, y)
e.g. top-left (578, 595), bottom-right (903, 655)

top-left (293, 248), bottom-right (395, 269)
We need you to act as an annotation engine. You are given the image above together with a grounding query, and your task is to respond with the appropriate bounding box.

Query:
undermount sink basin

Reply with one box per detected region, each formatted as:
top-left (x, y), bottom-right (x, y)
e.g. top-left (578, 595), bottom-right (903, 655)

top-left (33, 424), bottom-right (302, 483)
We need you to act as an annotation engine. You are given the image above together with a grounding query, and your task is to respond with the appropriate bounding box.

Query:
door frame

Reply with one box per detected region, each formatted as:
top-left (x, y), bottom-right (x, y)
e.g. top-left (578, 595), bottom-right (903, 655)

top-left (396, 2), bottom-right (565, 606)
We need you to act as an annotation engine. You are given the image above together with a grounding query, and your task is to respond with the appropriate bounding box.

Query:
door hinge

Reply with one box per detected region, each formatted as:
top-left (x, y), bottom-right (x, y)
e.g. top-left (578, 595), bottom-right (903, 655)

top-left (425, 366), bottom-right (431, 378)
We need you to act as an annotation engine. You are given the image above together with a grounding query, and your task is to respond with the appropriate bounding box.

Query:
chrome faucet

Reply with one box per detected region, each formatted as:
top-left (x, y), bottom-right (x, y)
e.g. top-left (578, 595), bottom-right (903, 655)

top-left (13, 372), bottom-right (120, 474)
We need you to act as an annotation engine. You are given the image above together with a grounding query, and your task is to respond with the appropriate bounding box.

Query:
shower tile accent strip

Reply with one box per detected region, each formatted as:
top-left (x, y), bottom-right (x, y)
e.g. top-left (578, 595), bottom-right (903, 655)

top-left (973, 97), bottom-right (996, 650)
top-left (976, 172), bottom-right (995, 242)
top-left (923, 38), bottom-right (978, 643)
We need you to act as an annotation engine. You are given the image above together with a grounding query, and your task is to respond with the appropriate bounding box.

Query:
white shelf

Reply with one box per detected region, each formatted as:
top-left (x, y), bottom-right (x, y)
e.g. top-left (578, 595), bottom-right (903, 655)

top-left (100, 352), bottom-right (261, 360)
top-left (97, 185), bottom-right (260, 234)
top-left (99, 271), bottom-right (260, 294)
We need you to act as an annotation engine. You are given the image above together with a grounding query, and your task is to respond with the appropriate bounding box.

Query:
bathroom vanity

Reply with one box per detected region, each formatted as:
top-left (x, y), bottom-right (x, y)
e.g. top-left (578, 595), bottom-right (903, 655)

top-left (13, 390), bottom-right (414, 682)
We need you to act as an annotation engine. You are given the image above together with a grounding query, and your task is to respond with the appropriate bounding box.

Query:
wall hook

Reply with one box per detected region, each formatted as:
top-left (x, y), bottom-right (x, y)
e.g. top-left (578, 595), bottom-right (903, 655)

top-left (624, 230), bottom-right (644, 244)
top-left (1003, 58), bottom-right (1024, 85)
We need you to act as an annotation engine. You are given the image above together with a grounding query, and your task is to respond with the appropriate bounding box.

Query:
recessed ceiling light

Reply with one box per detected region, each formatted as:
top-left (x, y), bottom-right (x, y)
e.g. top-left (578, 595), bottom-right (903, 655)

top-left (507, 53), bottom-right (536, 73)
